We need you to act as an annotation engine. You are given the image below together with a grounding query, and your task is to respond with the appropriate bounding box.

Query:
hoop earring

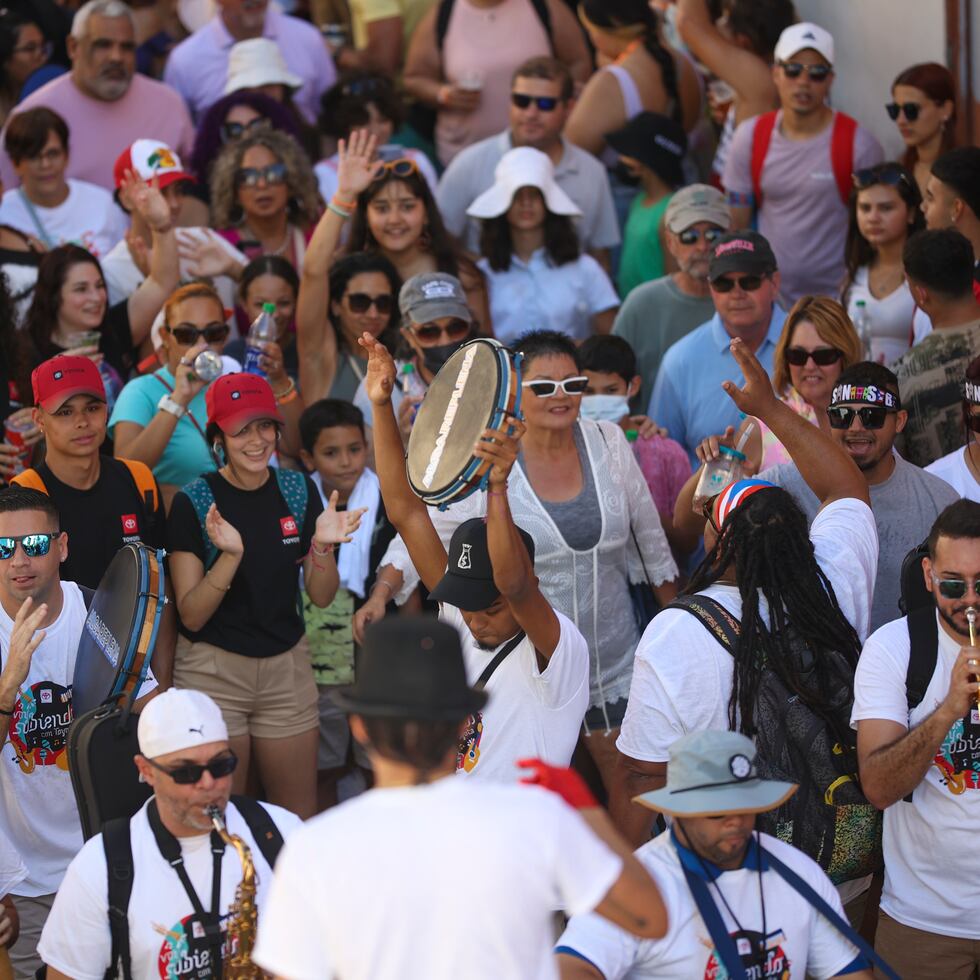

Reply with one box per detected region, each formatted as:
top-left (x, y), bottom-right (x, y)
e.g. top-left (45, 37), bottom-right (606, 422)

top-left (212, 441), bottom-right (226, 465)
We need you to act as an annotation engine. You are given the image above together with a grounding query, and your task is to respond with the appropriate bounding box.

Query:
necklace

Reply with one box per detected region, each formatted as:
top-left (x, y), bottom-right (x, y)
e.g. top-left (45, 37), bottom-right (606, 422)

top-left (244, 223), bottom-right (290, 257)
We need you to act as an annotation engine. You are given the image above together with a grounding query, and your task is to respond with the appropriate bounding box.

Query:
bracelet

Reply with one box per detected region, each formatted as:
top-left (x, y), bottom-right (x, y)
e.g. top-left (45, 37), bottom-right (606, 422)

top-left (331, 194), bottom-right (357, 211)
top-left (487, 487), bottom-right (508, 497)
top-left (327, 201), bottom-right (352, 220)
top-left (0, 703), bottom-right (15, 716)
top-left (277, 388), bottom-right (299, 405)
top-left (373, 580), bottom-right (393, 597)
top-left (203, 573), bottom-right (231, 593)
top-left (311, 541), bottom-right (335, 557)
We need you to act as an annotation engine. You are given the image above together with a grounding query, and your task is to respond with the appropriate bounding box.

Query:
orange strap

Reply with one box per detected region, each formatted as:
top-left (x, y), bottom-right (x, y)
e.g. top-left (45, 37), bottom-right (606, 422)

top-left (12, 459), bottom-right (158, 513)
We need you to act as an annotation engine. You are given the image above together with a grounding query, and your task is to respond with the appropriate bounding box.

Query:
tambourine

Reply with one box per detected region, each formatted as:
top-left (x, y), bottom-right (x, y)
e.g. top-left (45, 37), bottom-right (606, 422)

top-left (72, 543), bottom-right (166, 715)
top-left (406, 338), bottom-right (522, 508)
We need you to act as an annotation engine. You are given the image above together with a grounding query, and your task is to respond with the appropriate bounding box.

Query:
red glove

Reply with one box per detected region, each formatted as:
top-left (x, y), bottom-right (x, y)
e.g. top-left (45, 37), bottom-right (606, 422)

top-left (517, 758), bottom-right (599, 809)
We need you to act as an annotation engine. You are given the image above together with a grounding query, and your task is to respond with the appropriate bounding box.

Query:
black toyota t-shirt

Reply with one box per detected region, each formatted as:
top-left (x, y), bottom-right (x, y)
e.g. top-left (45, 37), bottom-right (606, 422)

top-left (30, 459), bottom-right (166, 589)
top-left (168, 469), bottom-right (323, 658)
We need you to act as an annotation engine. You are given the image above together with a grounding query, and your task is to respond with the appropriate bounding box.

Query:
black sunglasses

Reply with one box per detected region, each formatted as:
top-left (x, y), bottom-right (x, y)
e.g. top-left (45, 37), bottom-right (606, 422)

top-left (711, 275), bottom-right (766, 293)
top-left (144, 751), bottom-right (238, 785)
top-left (785, 346), bottom-right (844, 367)
top-left (346, 292), bottom-right (393, 315)
top-left (0, 532), bottom-right (61, 560)
top-left (779, 61), bottom-right (832, 81)
top-left (413, 319), bottom-right (470, 343)
top-left (678, 227), bottom-right (724, 246)
top-left (511, 93), bottom-right (560, 112)
top-left (827, 405), bottom-right (892, 430)
top-left (169, 322), bottom-right (231, 345)
top-left (852, 164), bottom-right (911, 190)
top-left (220, 116), bottom-right (271, 143)
top-left (236, 162), bottom-right (288, 187)
top-left (885, 102), bottom-right (921, 122)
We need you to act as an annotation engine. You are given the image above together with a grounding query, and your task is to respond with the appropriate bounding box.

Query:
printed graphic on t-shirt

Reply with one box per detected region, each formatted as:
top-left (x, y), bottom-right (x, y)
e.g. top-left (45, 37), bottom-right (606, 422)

top-left (121, 513), bottom-right (140, 543)
top-left (933, 716), bottom-right (980, 794)
top-left (156, 912), bottom-right (235, 979)
top-left (457, 711), bottom-right (483, 773)
top-left (6, 681), bottom-right (72, 774)
top-left (280, 515), bottom-right (299, 545)
top-left (703, 927), bottom-right (791, 979)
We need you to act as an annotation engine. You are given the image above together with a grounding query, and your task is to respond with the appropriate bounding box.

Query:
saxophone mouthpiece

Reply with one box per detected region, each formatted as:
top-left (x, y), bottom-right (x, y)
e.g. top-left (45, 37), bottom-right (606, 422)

top-left (968, 607), bottom-right (977, 625)
top-left (207, 804), bottom-right (223, 827)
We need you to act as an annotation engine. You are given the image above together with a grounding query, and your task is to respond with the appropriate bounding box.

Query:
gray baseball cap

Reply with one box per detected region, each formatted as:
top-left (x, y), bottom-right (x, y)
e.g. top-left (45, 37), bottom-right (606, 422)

top-left (665, 183), bottom-right (732, 234)
top-left (634, 730), bottom-right (797, 817)
top-left (399, 272), bottom-right (472, 326)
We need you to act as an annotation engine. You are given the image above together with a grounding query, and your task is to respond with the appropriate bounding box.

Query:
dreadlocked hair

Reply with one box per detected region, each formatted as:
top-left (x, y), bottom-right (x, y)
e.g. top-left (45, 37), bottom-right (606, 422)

top-left (687, 488), bottom-right (861, 742)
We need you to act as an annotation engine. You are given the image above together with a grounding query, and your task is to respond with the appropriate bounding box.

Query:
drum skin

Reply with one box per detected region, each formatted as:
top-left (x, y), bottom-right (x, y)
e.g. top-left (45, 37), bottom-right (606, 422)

top-left (406, 338), bottom-right (522, 508)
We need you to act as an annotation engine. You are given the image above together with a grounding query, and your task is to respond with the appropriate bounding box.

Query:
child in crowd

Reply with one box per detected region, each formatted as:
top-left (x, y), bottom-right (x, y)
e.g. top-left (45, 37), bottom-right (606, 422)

top-left (578, 335), bottom-right (692, 555)
top-left (298, 399), bottom-right (396, 810)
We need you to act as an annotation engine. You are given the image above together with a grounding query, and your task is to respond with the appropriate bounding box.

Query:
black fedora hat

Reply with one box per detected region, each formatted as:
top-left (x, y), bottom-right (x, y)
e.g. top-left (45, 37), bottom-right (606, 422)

top-left (333, 616), bottom-right (487, 720)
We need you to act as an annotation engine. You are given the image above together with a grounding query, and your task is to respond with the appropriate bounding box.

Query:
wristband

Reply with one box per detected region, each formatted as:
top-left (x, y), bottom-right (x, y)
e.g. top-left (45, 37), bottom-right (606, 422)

top-left (373, 579), bottom-right (393, 597)
top-left (311, 541), bottom-right (335, 557)
top-left (327, 201), bottom-right (351, 220)
top-left (0, 703), bottom-right (15, 716)
top-left (331, 194), bottom-right (357, 211)
top-left (517, 758), bottom-right (599, 809)
top-left (277, 388), bottom-right (299, 405)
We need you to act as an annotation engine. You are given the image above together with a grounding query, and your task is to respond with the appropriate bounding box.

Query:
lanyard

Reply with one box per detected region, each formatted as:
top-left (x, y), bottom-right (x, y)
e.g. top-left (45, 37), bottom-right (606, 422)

top-left (147, 800), bottom-right (226, 967)
top-left (17, 189), bottom-right (55, 249)
top-left (153, 370), bottom-right (209, 444)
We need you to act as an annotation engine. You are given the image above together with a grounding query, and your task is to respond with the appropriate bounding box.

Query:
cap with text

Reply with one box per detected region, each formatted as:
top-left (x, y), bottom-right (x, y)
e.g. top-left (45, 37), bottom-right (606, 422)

top-left (774, 22), bottom-right (835, 66)
top-left (665, 183), bottom-right (731, 234)
top-left (399, 272), bottom-right (472, 326)
top-left (206, 372), bottom-right (285, 434)
top-left (32, 355), bottom-right (105, 412)
top-left (113, 139), bottom-right (195, 191)
top-left (138, 689), bottom-right (229, 759)
top-left (708, 230), bottom-right (777, 281)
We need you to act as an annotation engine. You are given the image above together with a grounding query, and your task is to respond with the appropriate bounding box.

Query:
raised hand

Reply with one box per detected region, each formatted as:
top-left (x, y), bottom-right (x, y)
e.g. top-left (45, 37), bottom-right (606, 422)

top-left (721, 338), bottom-right (778, 420)
top-left (314, 489), bottom-right (368, 548)
top-left (205, 504), bottom-right (244, 557)
top-left (359, 332), bottom-right (397, 405)
top-left (120, 169), bottom-right (172, 232)
top-left (2, 597), bottom-right (48, 694)
top-left (178, 230), bottom-right (244, 280)
top-left (473, 417), bottom-right (526, 487)
top-left (336, 128), bottom-right (384, 201)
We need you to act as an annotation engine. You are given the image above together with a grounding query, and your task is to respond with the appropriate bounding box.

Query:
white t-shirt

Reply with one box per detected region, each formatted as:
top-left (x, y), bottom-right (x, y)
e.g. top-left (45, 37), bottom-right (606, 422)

top-left (252, 778), bottom-right (623, 980)
top-left (0, 829), bottom-right (26, 897)
top-left (0, 180), bottom-right (127, 259)
top-left (558, 831), bottom-right (860, 980)
top-left (851, 614), bottom-right (980, 938)
top-left (0, 582), bottom-right (156, 897)
top-left (38, 798), bottom-right (301, 979)
top-left (617, 497), bottom-right (878, 763)
top-left (441, 604), bottom-right (589, 781)
top-left (926, 447), bottom-right (980, 503)
top-left (845, 267), bottom-right (916, 367)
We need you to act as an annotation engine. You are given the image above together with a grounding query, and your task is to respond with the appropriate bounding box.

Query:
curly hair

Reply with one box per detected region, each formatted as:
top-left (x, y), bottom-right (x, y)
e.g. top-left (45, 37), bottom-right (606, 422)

top-left (0, 270), bottom-right (30, 405)
top-left (772, 296), bottom-right (861, 395)
top-left (209, 129), bottom-right (320, 231)
top-left (318, 72), bottom-right (405, 141)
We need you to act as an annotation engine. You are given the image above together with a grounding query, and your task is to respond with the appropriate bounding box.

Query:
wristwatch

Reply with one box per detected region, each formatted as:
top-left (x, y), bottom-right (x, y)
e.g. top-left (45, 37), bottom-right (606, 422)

top-left (157, 394), bottom-right (187, 419)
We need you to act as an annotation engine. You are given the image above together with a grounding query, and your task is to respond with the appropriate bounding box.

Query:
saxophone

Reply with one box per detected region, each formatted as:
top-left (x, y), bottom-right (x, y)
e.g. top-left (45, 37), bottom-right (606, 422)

top-left (207, 805), bottom-right (264, 979)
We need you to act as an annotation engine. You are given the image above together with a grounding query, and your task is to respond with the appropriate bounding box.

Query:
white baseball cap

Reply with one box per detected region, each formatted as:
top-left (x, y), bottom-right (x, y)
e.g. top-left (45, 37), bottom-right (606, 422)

top-left (138, 689), bottom-right (229, 759)
top-left (466, 147), bottom-right (581, 220)
top-left (774, 22), bottom-right (835, 66)
top-left (225, 38), bottom-right (302, 96)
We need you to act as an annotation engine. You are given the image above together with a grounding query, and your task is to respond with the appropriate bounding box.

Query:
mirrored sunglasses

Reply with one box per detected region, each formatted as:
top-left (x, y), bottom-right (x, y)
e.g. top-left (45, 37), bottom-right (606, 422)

top-left (931, 575), bottom-right (980, 600)
top-left (220, 117), bottom-right (271, 143)
top-left (521, 376), bottom-right (589, 398)
top-left (677, 227), bottom-right (724, 246)
top-left (827, 405), bottom-right (890, 430)
top-left (235, 162), bottom-right (288, 187)
top-left (346, 292), bottom-right (393, 315)
top-left (510, 93), bottom-right (560, 111)
top-left (780, 61), bottom-right (832, 81)
top-left (145, 752), bottom-right (239, 785)
top-left (0, 533), bottom-right (61, 560)
top-left (785, 346), bottom-right (844, 367)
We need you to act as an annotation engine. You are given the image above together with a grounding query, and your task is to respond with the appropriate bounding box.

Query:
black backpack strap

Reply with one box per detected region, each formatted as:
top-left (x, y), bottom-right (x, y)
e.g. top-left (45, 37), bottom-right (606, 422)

top-left (476, 631), bottom-right (526, 689)
top-left (764, 846), bottom-right (900, 980)
top-left (667, 595), bottom-right (741, 654)
top-left (435, 0), bottom-right (454, 49)
top-left (102, 817), bottom-right (134, 980)
top-left (230, 795), bottom-right (284, 869)
top-left (529, 0), bottom-right (553, 43)
top-left (905, 606), bottom-right (938, 712)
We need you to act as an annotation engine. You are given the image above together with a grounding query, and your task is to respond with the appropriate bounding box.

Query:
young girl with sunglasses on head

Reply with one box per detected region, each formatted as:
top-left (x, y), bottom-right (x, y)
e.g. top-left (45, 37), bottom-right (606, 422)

top-left (841, 162), bottom-right (924, 365)
top-left (925, 355), bottom-right (980, 503)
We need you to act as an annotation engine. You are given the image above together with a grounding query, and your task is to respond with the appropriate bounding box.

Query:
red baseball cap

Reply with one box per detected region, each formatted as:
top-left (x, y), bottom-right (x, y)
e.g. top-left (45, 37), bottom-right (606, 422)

top-left (113, 139), bottom-right (195, 191)
top-left (32, 356), bottom-right (105, 412)
top-left (205, 373), bottom-right (284, 434)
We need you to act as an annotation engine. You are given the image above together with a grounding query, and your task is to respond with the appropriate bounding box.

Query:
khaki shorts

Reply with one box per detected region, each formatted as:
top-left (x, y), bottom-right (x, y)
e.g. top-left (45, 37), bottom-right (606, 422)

top-left (875, 910), bottom-right (980, 979)
top-left (174, 635), bottom-right (318, 740)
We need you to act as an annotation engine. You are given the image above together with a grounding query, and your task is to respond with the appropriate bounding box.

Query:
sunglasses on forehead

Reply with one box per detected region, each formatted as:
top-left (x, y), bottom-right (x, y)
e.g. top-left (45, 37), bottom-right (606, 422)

top-left (852, 164), bottom-right (911, 190)
top-left (510, 93), bottom-right (560, 112)
top-left (235, 162), bottom-right (288, 188)
top-left (346, 292), bottom-right (393, 314)
top-left (220, 116), bottom-right (271, 143)
top-left (372, 158), bottom-right (418, 182)
top-left (785, 346), bottom-right (844, 367)
top-left (0, 533), bottom-right (61, 560)
top-left (827, 405), bottom-right (894, 430)
top-left (779, 61), bottom-right (832, 81)
top-left (144, 752), bottom-right (239, 785)
top-left (168, 322), bottom-right (230, 345)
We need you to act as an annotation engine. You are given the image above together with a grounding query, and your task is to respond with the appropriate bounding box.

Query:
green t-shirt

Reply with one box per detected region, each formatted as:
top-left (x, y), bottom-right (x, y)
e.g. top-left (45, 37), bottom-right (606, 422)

top-left (304, 587), bottom-right (356, 686)
top-left (617, 192), bottom-right (672, 299)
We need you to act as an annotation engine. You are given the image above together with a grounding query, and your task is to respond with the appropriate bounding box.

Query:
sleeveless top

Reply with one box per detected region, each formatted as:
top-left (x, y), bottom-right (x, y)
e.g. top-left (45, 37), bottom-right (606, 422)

top-left (437, 0), bottom-right (551, 166)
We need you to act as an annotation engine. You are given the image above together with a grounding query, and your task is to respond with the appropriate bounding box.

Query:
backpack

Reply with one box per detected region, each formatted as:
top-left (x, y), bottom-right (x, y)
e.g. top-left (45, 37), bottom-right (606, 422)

top-left (750, 110), bottom-right (857, 208)
top-left (668, 594), bottom-right (882, 885)
top-left (13, 458), bottom-right (159, 514)
top-left (101, 796), bottom-right (284, 980)
top-left (181, 468), bottom-right (308, 571)
top-left (899, 538), bottom-right (936, 713)
top-left (436, 0), bottom-right (552, 50)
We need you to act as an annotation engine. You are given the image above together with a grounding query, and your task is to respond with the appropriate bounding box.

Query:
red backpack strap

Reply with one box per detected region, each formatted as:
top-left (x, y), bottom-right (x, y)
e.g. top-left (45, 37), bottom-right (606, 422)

top-left (830, 112), bottom-right (858, 205)
top-left (750, 111), bottom-right (778, 208)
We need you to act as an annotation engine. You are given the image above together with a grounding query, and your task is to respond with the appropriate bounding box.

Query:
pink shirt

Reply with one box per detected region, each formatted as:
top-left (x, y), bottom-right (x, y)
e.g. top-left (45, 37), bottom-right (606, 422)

top-left (0, 73), bottom-right (194, 192)
top-left (436, 0), bottom-right (551, 166)
top-left (758, 386), bottom-right (821, 470)
top-left (632, 435), bottom-right (692, 519)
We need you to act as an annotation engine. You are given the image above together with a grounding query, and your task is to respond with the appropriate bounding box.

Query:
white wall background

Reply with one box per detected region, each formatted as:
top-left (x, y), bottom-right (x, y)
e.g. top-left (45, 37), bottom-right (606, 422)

top-left (793, 0), bottom-right (948, 158)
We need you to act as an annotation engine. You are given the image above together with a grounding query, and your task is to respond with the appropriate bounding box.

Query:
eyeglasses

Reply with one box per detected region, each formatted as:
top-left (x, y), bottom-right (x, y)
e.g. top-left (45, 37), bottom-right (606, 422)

top-left (235, 162), bottom-right (288, 187)
top-left (852, 164), bottom-right (911, 190)
top-left (779, 61), bottom-right (832, 81)
top-left (0, 532), bottom-right (61, 560)
top-left (677, 227), bottom-right (724, 246)
top-left (785, 346), bottom-right (844, 367)
top-left (371, 158), bottom-right (418, 182)
top-left (710, 275), bottom-right (766, 293)
top-left (886, 102), bottom-right (922, 122)
top-left (827, 405), bottom-right (892, 430)
top-left (220, 116), bottom-right (271, 143)
top-left (346, 292), bottom-right (393, 315)
top-left (12, 40), bottom-right (52, 59)
top-left (168, 322), bottom-right (231, 345)
top-left (144, 751), bottom-right (239, 786)
top-left (521, 376), bottom-right (589, 398)
top-left (511, 93), bottom-right (560, 112)
top-left (930, 573), bottom-right (980, 601)
top-left (412, 318), bottom-right (470, 343)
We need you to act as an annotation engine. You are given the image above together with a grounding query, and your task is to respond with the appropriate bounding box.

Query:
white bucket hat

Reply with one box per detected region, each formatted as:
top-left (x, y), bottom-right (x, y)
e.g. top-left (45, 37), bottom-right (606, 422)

top-left (467, 147), bottom-right (581, 220)
top-left (224, 38), bottom-right (302, 96)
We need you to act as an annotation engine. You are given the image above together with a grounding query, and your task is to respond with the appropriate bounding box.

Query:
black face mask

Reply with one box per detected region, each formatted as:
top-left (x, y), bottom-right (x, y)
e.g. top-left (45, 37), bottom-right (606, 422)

top-left (422, 339), bottom-right (468, 374)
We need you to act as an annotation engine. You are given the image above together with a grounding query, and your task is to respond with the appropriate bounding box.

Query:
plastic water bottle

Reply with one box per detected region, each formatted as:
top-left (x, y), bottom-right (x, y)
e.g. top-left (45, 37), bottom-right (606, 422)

top-left (243, 302), bottom-right (277, 377)
top-left (853, 300), bottom-right (873, 361)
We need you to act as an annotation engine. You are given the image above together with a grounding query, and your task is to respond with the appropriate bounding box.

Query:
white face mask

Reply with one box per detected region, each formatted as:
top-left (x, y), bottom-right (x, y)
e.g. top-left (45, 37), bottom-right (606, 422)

top-left (579, 393), bottom-right (630, 423)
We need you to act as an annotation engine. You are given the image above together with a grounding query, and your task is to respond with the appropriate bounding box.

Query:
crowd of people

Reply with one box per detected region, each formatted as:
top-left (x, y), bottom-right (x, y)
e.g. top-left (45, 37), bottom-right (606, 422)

top-left (0, 0), bottom-right (977, 977)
